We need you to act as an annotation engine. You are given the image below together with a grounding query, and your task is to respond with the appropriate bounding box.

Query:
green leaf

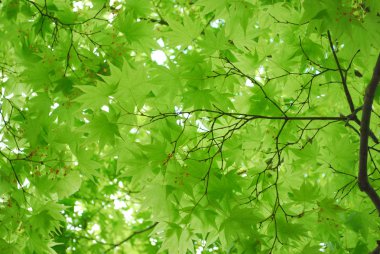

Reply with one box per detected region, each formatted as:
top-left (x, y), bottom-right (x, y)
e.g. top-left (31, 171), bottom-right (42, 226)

top-left (289, 181), bottom-right (319, 203)
top-left (318, 198), bottom-right (346, 219)
top-left (75, 82), bottom-right (116, 110)
top-left (300, 242), bottom-right (322, 254)
top-left (277, 217), bottom-right (307, 243)
top-left (344, 211), bottom-right (373, 238)
top-left (221, 206), bottom-right (261, 244)
top-left (167, 16), bottom-right (202, 46)
top-left (53, 171), bottom-right (82, 199)
top-left (82, 113), bottom-right (120, 148)
top-left (196, 0), bottom-right (228, 15)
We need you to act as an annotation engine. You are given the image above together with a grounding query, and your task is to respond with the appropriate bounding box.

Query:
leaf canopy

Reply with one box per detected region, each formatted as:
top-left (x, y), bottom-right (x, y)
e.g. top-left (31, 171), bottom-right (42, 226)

top-left (0, 0), bottom-right (380, 253)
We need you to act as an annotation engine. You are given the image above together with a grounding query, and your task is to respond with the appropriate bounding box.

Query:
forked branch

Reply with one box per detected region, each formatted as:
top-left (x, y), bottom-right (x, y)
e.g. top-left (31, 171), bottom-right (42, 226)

top-left (327, 31), bottom-right (379, 144)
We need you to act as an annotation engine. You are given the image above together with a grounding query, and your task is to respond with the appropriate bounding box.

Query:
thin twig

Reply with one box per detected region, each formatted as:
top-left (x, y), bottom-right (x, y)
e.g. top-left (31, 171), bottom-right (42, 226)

top-left (104, 222), bottom-right (158, 252)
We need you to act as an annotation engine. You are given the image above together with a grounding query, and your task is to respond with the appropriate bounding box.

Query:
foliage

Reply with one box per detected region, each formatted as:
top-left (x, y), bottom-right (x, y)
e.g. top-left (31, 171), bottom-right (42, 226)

top-left (0, 0), bottom-right (380, 253)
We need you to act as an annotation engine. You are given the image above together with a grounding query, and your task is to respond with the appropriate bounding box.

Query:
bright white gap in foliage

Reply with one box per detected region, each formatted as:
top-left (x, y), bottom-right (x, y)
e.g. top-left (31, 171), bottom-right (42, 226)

top-left (196, 246), bottom-right (203, 254)
top-left (109, 0), bottom-right (121, 6)
top-left (196, 240), bottom-right (207, 254)
top-left (110, 193), bottom-right (128, 210)
top-left (254, 65), bottom-right (265, 83)
top-left (73, 0), bottom-right (93, 12)
top-left (245, 78), bottom-right (254, 87)
top-left (93, 47), bottom-right (100, 56)
top-left (113, 199), bottom-right (127, 209)
top-left (208, 246), bottom-right (219, 251)
top-left (0, 74), bottom-right (8, 83)
top-left (101, 105), bottom-right (109, 112)
top-left (319, 242), bottom-right (327, 252)
top-left (122, 208), bottom-right (135, 223)
top-left (74, 201), bottom-right (84, 216)
top-left (108, 95), bottom-right (115, 104)
top-left (72, 1), bottom-right (84, 12)
top-left (49, 102), bottom-right (60, 116)
top-left (149, 237), bottom-right (158, 246)
top-left (17, 178), bottom-right (30, 189)
top-left (11, 148), bottom-right (24, 154)
top-left (156, 38), bottom-right (165, 47)
top-left (129, 127), bottom-right (138, 134)
top-left (107, 12), bottom-right (116, 22)
top-left (0, 113), bottom-right (7, 126)
top-left (0, 142), bottom-right (7, 150)
top-left (88, 223), bottom-right (100, 234)
top-left (258, 66), bottom-right (265, 74)
top-left (51, 102), bottom-right (60, 110)
top-left (65, 215), bottom-right (73, 224)
top-left (210, 19), bottom-right (225, 28)
top-left (174, 106), bottom-right (191, 126)
top-left (196, 119), bottom-right (208, 133)
top-left (176, 119), bottom-right (184, 126)
top-left (151, 50), bottom-right (167, 65)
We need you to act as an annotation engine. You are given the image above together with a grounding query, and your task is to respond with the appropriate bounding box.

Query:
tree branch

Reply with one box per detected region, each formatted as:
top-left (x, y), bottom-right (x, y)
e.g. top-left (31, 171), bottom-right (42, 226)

top-left (358, 54), bottom-right (380, 210)
top-left (370, 241), bottom-right (380, 254)
top-left (104, 222), bottom-right (158, 252)
top-left (133, 108), bottom-right (352, 123)
top-left (327, 31), bottom-right (379, 144)
top-left (327, 31), bottom-right (355, 113)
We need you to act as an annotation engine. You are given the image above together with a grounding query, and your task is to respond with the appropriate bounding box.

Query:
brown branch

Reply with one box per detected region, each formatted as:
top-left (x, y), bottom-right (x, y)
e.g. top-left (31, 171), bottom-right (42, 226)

top-left (140, 17), bottom-right (168, 25)
top-left (104, 222), bottom-right (158, 252)
top-left (269, 13), bottom-right (309, 26)
top-left (134, 108), bottom-right (351, 122)
top-left (27, 0), bottom-right (107, 27)
top-left (327, 31), bottom-right (379, 144)
top-left (358, 53), bottom-right (380, 213)
top-left (370, 241), bottom-right (380, 254)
